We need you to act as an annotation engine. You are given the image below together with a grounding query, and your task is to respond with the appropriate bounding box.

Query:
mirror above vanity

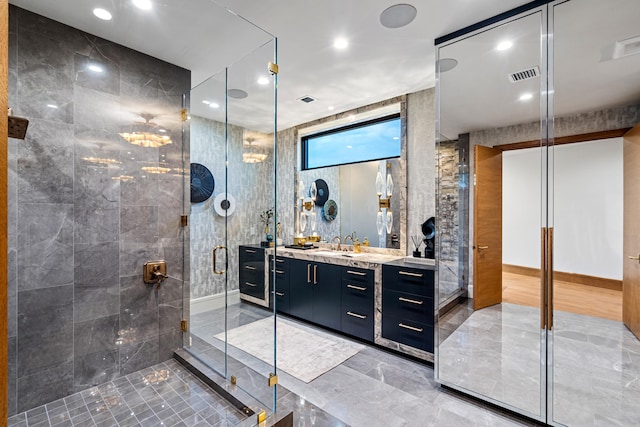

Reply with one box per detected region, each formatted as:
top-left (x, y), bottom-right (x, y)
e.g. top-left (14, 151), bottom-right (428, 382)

top-left (295, 102), bottom-right (407, 251)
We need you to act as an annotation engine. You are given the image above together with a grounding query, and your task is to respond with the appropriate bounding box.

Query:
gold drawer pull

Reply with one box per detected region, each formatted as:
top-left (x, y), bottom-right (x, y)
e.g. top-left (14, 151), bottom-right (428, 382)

top-left (275, 291), bottom-right (285, 297)
top-left (347, 270), bottom-right (367, 276)
top-left (275, 269), bottom-right (285, 274)
top-left (276, 258), bottom-right (285, 263)
top-left (347, 284), bottom-right (367, 291)
top-left (399, 296), bottom-right (423, 305)
top-left (347, 311), bottom-right (367, 319)
top-left (245, 265), bottom-right (256, 270)
top-left (245, 249), bottom-right (257, 254)
top-left (399, 323), bottom-right (423, 333)
top-left (399, 271), bottom-right (423, 278)
top-left (245, 282), bottom-right (257, 287)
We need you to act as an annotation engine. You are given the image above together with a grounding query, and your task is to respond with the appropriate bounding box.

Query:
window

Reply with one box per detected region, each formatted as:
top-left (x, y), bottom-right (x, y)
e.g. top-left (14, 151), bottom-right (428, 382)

top-left (301, 114), bottom-right (401, 170)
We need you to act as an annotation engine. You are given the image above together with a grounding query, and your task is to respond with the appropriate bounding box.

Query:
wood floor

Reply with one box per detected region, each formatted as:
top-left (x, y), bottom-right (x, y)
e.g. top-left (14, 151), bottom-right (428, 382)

top-left (502, 271), bottom-right (622, 321)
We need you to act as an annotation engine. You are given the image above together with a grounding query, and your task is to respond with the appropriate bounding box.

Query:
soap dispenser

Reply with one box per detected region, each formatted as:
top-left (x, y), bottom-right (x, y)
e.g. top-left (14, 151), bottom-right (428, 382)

top-left (354, 238), bottom-right (362, 253)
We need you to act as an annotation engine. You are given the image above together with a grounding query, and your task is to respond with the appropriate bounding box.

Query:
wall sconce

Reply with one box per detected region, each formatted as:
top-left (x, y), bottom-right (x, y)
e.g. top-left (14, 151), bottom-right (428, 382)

top-left (376, 163), bottom-right (394, 236)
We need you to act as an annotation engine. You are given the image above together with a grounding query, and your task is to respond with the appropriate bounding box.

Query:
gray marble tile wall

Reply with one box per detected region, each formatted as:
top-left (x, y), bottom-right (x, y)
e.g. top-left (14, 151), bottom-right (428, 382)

top-left (7, 6), bottom-right (190, 415)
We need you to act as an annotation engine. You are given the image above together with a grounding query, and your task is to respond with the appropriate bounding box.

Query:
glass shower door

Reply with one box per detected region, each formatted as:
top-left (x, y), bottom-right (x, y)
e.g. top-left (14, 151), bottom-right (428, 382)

top-left (435, 7), bottom-right (549, 421)
top-left (182, 2), bottom-right (279, 419)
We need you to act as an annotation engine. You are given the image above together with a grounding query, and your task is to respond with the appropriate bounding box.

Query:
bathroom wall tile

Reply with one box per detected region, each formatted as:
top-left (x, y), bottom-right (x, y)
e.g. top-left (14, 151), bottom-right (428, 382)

top-left (120, 158), bottom-right (160, 206)
top-left (119, 339), bottom-right (160, 377)
top-left (121, 205), bottom-right (158, 244)
top-left (17, 361), bottom-right (74, 414)
top-left (8, 7), bottom-right (17, 69)
top-left (8, 67), bottom-right (17, 109)
top-left (8, 336), bottom-right (17, 416)
top-left (74, 205), bottom-right (120, 245)
top-left (120, 46), bottom-right (190, 99)
top-left (120, 242), bottom-right (161, 277)
top-left (159, 299), bottom-right (183, 336)
top-left (8, 248), bottom-right (17, 338)
top-left (16, 30), bottom-right (74, 123)
top-left (120, 275), bottom-right (159, 343)
top-left (74, 50), bottom-right (120, 96)
top-left (157, 172), bottom-right (184, 209)
top-left (74, 314), bottom-right (119, 358)
top-left (74, 350), bottom-right (119, 391)
top-left (17, 203), bottom-right (74, 291)
top-left (73, 85), bottom-right (122, 148)
top-left (159, 206), bottom-right (184, 242)
top-left (158, 276), bottom-right (183, 305)
top-left (159, 330), bottom-right (183, 362)
top-left (17, 285), bottom-right (74, 377)
top-left (17, 7), bottom-right (85, 52)
top-left (17, 119), bottom-right (74, 204)
top-left (74, 242), bottom-right (119, 322)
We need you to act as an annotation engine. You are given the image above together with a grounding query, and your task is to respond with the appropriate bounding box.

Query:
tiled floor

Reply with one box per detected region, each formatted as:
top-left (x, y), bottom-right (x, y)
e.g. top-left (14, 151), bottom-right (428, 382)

top-left (439, 302), bottom-right (640, 426)
top-left (7, 359), bottom-right (249, 427)
top-left (190, 303), bottom-right (536, 426)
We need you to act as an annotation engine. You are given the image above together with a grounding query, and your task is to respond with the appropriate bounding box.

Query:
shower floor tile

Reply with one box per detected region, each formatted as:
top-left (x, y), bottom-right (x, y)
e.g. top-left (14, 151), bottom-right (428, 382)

top-left (7, 359), bottom-right (248, 427)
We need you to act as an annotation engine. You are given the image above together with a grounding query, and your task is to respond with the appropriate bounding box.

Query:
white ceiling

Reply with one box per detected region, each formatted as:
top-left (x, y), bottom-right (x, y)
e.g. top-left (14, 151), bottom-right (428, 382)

top-left (9, 0), bottom-right (533, 132)
top-left (9, 0), bottom-right (640, 136)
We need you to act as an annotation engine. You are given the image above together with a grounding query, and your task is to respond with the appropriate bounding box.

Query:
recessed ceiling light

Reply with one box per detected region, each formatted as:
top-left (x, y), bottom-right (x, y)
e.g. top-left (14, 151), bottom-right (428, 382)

top-left (209, 102), bottom-right (220, 109)
top-left (334, 38), bottom-right (348, 49)
top-left (202, 100), bottom-right (210, 105)
top-left (328, 106), bottom-right (334, 111)
top-left (93, 8), bottom-right (112, 20)
top-left (46, 104), bottom-right (58, 109)
top-left (257, 77), bottom-right (269, 85)
top-left (519, 93), bottom-right (533, 101)
top-left (496, 41), bottom-right (513, 51)
top-left (380, 4), bottom-right (417, 29)
top-left (437, 58), bottom-right (458, 73)
top-left (228, 89), bottom-right (248, 99)
top-left (87, 64), bottom-right (103, 73)
top-left (132, 0), bottom-right (152, 10)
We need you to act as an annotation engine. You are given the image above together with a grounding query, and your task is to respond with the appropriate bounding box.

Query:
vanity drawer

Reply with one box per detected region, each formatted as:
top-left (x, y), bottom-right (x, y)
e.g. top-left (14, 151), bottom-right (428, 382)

top-left (342, 266), bottom-right (374, 284)
top-left (383, 289), bottom-right (433, 326)
top-left (382, 265), bottom-right (434, 298)
top-left (382, 314), bottom-right (433, 352)
top-left (342, 280), bottom-right (374, 311)
top-left (341, 309), bottom-right (374, 342)
top-left (239, 246), bottom-right (264, 262)
top-left (240, 278), bottom-right (264, 299)
top-left (273, 287), bottom-right (290, 314)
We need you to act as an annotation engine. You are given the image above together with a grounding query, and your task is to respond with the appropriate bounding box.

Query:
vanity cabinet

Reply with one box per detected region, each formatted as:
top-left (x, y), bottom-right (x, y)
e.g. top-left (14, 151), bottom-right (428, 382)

top-left (239, 246), bottom-right (266, 301)
top-left (382, 264), bottom-right (434, 352)
top-left (269, 255), bottom-right (290, 314)
top-left (289, 259), bottom-right (342, 331)
top-left (341, 267), bottom-right (375, 341)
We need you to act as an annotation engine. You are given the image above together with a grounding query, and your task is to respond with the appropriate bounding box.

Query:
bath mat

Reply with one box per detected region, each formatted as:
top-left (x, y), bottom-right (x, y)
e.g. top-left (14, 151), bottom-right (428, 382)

top-left (215, 317), bottom-right (364, 383)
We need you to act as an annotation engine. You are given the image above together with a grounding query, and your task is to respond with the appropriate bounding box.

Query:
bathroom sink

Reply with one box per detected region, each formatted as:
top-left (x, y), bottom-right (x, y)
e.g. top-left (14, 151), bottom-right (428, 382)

top-left (312, 250), bottom-right (341, 257)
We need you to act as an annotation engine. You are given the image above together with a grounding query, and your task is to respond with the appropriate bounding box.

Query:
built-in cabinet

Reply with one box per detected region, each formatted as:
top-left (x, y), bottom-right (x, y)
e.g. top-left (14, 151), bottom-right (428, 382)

top-left (289, 259), bottom-right (342, 330)
top-left (382, 264), bottom-right (434, 353)
top-left (341, 267), bottom-right (375, 341)
top-left (269, 255), bottom-right (290, 314)
top-left (239, 245), bottom-right (266, 302)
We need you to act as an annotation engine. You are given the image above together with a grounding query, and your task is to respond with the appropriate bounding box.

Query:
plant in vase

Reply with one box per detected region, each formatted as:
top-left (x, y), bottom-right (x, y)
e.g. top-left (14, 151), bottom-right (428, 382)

top-left (259, 208), bottom-right (274, 243)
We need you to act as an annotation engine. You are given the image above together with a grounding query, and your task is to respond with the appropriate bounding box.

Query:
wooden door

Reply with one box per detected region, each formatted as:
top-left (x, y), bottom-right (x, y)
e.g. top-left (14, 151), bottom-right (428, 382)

top-left (623, 124), bottom-right (640, 339)
top-left (473, 146), bottom-right (503, 310)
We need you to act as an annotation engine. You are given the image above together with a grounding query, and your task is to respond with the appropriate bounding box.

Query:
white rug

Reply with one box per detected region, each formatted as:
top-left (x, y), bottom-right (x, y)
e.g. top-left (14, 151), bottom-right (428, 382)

top-left (215, 317), bottom-right (364, 383)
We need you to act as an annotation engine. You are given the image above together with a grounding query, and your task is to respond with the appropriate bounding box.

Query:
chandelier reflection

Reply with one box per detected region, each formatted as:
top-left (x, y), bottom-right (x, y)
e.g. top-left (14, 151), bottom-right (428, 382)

top-left (243, 137), bottom-right (268, 163)
top-left (119, 113), bottom-right (172, 148)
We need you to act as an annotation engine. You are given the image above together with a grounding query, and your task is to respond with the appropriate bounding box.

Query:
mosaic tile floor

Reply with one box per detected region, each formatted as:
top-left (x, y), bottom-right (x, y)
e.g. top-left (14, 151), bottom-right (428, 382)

top-left (7, 360), bottom-right (248, 427)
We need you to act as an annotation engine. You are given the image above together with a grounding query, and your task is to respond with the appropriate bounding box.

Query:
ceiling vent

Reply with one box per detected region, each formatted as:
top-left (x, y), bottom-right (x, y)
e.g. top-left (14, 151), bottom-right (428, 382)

top-left (508, 66), bottom-right (540, 83)
top-left (298, 95), bottom-right (316, 103)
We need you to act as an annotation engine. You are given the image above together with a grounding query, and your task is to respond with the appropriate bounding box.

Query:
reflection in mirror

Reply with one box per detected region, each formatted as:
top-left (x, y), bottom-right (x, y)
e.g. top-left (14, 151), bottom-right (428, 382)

top-left (436, 9), bottom-right (545, 419)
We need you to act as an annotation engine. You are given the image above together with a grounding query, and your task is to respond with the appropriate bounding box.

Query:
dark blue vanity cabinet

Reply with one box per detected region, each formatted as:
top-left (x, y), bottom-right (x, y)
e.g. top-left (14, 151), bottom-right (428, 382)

top-left (269, 255), bottom-right (290, 314)
top-left (289, 258), bottom-right (342, 330)
top-left (382, 263), bottom-right (435, 353)
top-left (239, 245), bottom-right (266, 301)
top-left (341, 267), bottom-right (375, 341)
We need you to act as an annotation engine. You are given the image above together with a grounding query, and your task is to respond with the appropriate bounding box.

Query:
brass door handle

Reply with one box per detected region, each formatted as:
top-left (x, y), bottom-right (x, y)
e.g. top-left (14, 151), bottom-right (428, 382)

top-left (477, 245), bottom-right (489, 251)
top-left (313, 265), bottom-right (318, 284)
top-left (629, 255), bottom-right (640, 261)
top-left (307, 263), bottom-right (311, 283)
top-left (347, 311), bottom-right (366, 319)
top-left (212, 245), bottom-right (227, 275)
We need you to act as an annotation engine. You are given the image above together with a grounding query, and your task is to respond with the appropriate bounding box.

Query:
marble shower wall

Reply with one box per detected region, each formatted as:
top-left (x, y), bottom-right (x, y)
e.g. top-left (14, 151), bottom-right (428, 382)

top-left (7, 6), bottom-right (190, 415)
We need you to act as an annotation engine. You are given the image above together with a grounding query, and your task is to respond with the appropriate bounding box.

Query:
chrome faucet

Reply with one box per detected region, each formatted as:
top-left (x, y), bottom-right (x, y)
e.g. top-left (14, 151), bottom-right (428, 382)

top-left (332, 236), bottom-right (342, 251)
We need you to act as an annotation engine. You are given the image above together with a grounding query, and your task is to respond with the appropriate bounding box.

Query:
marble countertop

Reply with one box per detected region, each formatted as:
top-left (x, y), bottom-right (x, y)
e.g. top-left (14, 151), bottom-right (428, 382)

top-left (267, 246), bottom-right (403, 268)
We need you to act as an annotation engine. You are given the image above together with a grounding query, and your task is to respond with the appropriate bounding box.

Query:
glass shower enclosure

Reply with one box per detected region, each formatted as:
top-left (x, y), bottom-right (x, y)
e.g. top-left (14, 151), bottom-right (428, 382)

top-left (181, 2), bottom-right (279, 419)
